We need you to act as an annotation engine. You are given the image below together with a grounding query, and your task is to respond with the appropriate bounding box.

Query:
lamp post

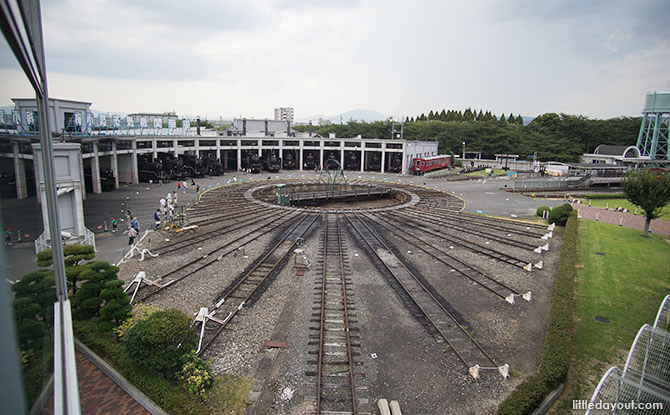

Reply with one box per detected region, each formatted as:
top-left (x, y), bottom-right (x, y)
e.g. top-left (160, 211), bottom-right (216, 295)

top-left (462, 141), bottom-right (466, 161)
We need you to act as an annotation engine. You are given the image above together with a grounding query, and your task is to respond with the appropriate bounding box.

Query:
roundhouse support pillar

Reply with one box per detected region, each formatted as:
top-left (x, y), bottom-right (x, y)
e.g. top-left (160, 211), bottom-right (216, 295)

top-left (12, 142), bottom-right (28, 199)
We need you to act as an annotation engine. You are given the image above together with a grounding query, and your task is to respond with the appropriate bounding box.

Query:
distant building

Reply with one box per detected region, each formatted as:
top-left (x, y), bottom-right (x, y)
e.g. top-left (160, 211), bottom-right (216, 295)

top-left (581, 145), bottom-right (643, 165)
top-left (274, 107), bottom-right (294, 123)
top-left (228, 118), bottom-right (291, 136)
top-left (318, 117), bottom-right (332, 126)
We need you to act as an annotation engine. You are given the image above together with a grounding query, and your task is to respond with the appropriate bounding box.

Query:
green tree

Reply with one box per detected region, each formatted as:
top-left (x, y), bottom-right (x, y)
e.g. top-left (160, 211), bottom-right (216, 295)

top-left (36, 244), bottom-right (94, 295)
top-left (622, 169), bottom-right (670, 236)
top-left (97, 279), bottom-right (132, 332)
top-left (11, 270), bottom-right (56, 351)
top-left (72, 261), bottom-right (121, 320)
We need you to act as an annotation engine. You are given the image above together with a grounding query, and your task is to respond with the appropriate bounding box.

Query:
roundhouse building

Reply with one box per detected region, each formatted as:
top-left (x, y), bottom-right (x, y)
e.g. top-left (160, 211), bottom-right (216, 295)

top-left (0, 99), bottom-right (438, 199)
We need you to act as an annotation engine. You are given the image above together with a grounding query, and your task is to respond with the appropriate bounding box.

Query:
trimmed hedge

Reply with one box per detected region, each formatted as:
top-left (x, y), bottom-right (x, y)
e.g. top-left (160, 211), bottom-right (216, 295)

top-left (536, 206), bottom-right (551, 218)
top-left (548, 205), bottom-right (571, 226)
top-left (498, 211), bottom-right (577, 415)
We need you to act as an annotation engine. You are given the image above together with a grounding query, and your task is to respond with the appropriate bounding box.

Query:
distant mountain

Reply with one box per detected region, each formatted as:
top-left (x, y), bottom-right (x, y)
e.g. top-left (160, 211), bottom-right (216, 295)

top-left (521, 116), bottom-right (535, 125)
top-left (299, 108), bottom-right (388, 124)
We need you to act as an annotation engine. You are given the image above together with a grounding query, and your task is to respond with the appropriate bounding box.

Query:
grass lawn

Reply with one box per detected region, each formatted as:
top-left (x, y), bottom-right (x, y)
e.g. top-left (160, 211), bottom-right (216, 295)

top-left (577, 198), bottom-right (670, 221)
top-left (464, 168), bottom-right (508, 176)
top-left (554, 220), bottom-right (670, 413)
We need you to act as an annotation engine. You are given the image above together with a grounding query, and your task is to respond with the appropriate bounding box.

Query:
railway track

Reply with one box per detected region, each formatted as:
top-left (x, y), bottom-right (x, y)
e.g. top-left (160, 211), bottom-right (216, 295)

top-left (366, 212), bottom-right (531, 304)
top-left (344, 212), bottom-right (509, 379)
top-left (195, 213), bottom-right (319, 355)
top-left (305, 212), bottom-right (369, 415)
top-left (377, 210), bottom-right (542, 270)
top-left (402, 208), bottom-right (543, 251)
top-left (132, 210), bottom-right (301, 302)
top-left (153, 207), bottom-right (284, 255)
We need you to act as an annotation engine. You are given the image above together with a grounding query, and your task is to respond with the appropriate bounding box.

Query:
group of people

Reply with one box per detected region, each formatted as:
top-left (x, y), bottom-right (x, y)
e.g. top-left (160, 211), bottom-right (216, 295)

top-left (177, 179), bottom-right (200, 194)
top-left (156, 190), bottom-right (180, 230)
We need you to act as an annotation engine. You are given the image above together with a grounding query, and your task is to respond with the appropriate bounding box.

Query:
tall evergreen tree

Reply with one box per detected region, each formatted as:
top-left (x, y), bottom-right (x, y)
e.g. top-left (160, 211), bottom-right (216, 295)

top-left (439, 109), bottom-right (447, 121)
top-left (463, 108), bottom-right (473, 121)
top-left (509, 113), bottom-right (515, 122)
top-left (500, 113), bottom-right (506, 122)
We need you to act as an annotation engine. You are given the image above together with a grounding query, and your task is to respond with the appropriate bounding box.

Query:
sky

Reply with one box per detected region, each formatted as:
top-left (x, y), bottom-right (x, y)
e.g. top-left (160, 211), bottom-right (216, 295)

top-left (0, 0), bottom-right (668, 120)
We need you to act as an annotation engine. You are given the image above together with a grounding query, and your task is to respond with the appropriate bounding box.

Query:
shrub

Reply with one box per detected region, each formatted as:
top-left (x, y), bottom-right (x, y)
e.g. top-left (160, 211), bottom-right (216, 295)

top-left (116, 304), bottom-right (161, 340)
top-left (561, 203), bottom-right (573, 212)
top-left (548, 205), bottom-right (570, 226)
top-left (179, 351), bottom-right (215, 399)
top-left (123, 309), bottom-right (197, 376)
top-left (536, 206), bottom-right (551, 217)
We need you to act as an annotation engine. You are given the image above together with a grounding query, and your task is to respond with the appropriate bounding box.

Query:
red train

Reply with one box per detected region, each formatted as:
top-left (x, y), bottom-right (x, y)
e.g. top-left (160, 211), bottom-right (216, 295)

top-left (411, 155), bottom-right (452, 174)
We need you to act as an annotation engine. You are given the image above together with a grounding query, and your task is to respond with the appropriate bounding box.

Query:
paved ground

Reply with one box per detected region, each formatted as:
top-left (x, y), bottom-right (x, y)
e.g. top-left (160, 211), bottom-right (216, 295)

top-left (572, 203), bottom-right (670, 236)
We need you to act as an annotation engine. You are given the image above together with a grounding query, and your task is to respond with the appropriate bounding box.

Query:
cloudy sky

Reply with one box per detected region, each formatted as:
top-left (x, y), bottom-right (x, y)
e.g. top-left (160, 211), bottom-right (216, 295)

top-left (1, 0), bottom-right (668, 120)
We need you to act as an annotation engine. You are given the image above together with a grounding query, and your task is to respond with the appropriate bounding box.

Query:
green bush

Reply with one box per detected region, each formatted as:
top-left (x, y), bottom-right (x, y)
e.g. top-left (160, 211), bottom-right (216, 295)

top-left (548, 205), bottom-right (571, 226)
top-left (116, 304), bottom-right (161, 340)
top-left (536, 206), bottom-right (551, 217)
top-left (498, 212), bottom-right (577, 414)
top-left (561, 203), bottom-right (573, 212)
top-left (179, 351), bottom-right (214, 399)
top-left (123, 309), bottom-right (197, 376)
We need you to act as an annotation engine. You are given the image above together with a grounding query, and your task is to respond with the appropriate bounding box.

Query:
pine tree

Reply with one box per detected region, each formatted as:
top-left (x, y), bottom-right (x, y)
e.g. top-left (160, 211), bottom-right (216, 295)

top-left (500, 113), bottom-right (506, 122)
top-left (477, 109), bottom-right (484, 121)
top-left (98, 279), bottom-right (132, 332)
top-left (12, 270), bottom-right (56, 350)
top-left (516, 115), bottom-right (524, 125)
top-left (509, 113), bottom-right (515, 123)
top-left (463, 108), bottom-right (474, 121)
top-left (439, 109), bottom-right (447, 121)
top-left (72, 261), bottom-right (121, 320)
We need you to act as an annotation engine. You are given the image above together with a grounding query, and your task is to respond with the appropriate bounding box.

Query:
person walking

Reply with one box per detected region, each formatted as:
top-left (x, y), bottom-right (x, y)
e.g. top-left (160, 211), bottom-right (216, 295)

top-left (128, 226), bottom-right (138, 246)
top-left (131, 217), bottom-right (140, 232)
top-left (4, 228), bottom-right (11, 245)
top-left (154, 209), bottom-right (161, 230)
top-left (177, 181), bottom-right (181, 191)
top-left (111, 217), bottom-right (118, 232)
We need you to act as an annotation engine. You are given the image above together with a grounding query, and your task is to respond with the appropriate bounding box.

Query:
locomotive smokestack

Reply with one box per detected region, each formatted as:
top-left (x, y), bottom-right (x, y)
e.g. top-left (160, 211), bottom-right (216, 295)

top-left (243, 118), bottom-right (247, 136)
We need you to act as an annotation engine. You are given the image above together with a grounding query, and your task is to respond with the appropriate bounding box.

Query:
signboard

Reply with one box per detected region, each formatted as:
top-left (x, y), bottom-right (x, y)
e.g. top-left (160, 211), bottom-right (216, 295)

top-left (168, 119), bottom-right (176, 129)
top-left (140, 117), bottom-right (147, 128)
top-left (74, 112), bottom-right (82, 126)
top-left (127, 117), bottom-right (134, 128)
top-left (153, 118), bottom-right (162, 128)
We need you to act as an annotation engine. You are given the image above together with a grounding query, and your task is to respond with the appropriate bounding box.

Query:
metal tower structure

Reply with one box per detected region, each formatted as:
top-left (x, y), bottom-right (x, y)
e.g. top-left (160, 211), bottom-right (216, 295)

top-left (636, 92), bottom-right (670, 160)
